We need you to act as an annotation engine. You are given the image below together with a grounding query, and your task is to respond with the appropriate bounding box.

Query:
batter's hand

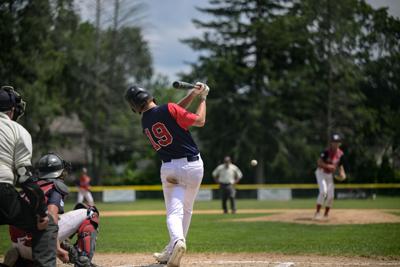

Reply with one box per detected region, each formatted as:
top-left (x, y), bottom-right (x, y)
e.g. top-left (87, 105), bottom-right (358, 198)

top-left (200, 84), bottom-right (210, 100)
top-left (191, 82), bottom-right (205, 95)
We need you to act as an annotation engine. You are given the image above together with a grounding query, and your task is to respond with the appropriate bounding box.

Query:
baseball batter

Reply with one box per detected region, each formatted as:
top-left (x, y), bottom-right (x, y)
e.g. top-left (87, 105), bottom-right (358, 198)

top-left (4, 153), bottom-right (100, 267)
top-left (125, 82), bottom-right (209, 267)
top-left (314, 133), bottom-right (346, 220)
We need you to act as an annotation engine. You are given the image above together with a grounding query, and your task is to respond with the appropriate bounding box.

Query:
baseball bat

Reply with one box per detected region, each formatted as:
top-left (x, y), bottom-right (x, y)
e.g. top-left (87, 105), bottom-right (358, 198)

top-left (172, 81), bottom-right (196, 90)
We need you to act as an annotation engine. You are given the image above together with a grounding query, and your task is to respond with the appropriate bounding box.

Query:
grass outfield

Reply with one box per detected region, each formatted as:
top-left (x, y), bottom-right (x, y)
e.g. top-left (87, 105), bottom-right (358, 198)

top-left (69, 196), bottom-right (400, 211)
top-left (0, 197), bottom-right (399, 257)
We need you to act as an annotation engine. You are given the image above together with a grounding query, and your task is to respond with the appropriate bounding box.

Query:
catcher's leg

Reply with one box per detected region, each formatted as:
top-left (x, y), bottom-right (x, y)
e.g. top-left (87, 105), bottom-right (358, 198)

top-left (74, 214), bottom-right (99, 267)
top-left (58, 209), bottom-right (88, 242)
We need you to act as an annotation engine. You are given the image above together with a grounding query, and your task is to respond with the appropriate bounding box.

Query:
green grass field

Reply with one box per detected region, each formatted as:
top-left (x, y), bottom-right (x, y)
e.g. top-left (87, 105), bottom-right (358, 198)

top-left (1, 197), bottom-right (400, 258)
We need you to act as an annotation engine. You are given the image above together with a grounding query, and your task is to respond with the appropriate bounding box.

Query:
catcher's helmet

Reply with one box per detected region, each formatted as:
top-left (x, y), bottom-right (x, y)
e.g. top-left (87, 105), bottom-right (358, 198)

top-left (124, 85), bottom-right (153, 113)
top-left (0, 85), bottom-right (26, 121)
top-left (37, 153), bottom-right (71, 179)
top-left (331, 133), bottom-right (342, 142)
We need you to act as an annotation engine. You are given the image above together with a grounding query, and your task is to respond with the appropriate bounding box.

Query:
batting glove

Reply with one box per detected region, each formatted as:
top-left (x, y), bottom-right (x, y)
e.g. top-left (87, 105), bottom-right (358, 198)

top-left (201, 85), bottom-right (210, 100)
top-left (195, 82), bottom-right (210, 100)
top-left (191, 82), bottom-right (204, 95)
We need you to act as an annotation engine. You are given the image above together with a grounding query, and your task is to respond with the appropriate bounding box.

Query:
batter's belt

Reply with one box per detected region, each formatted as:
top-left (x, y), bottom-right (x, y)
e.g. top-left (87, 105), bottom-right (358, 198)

top-left (162, 155), bottom-right (199, 163)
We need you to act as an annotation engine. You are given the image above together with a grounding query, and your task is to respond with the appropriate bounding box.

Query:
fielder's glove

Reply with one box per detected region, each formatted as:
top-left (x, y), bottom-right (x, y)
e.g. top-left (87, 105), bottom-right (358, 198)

top-left (334, 169), bottom-right (346, 182)
top-left (334, 175), bottom-right (346, 182)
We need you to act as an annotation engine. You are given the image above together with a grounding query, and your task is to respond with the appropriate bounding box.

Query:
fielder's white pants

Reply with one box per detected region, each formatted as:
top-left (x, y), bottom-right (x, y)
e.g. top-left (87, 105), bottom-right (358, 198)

top-left (160, 155), bottom-right (203, 254)
top-left (12, 209), bottom-right (88, 261)
top-left (315, 168), bottom-right (335, 208)
top-left (77, 189), bottom-right (94, 205)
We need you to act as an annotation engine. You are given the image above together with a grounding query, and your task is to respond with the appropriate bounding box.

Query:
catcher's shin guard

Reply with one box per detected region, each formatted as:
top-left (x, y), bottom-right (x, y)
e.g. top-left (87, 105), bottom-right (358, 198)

top-left (76, 218), bottom-right (98, 264)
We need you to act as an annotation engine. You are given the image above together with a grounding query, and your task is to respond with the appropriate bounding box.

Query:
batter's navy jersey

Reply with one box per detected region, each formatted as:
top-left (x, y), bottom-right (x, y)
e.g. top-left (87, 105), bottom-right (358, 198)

top-left (141, 103), bottom-right (199, 161)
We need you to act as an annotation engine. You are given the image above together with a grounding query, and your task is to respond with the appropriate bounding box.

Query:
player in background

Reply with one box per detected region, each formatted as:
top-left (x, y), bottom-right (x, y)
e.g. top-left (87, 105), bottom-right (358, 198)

top-left (125, 82), bottom-right (209, 267)
top-left (212, 156), bottom-right (243, 214)
top-left (314, 133), bottom-right (346, 220)
top-left (0, 85), bottom-right (57, 267)
top-left (77, 167), bottom-right (94, 206)
top-left (4, 153), bottom-right (100, 267)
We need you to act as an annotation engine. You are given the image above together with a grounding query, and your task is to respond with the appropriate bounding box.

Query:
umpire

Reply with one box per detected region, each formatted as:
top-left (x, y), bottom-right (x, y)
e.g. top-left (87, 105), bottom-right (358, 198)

top-left (0, 86), bottom-right (58, 267)
top-left (212, 156), bottom-right (243, 214)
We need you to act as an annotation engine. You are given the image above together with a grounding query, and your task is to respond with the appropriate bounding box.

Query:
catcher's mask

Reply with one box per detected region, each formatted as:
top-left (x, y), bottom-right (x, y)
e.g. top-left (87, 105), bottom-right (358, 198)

top-left (124, 85), bottom-right (154, 114)
top-left (37, 153), bottom-right (72, 179)
top-left (0, 85), bottom-right (26, 121)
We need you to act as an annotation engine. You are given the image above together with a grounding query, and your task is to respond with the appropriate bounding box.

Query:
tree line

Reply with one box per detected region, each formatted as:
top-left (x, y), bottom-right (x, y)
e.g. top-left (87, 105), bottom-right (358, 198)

top-left (0, 0), bottom-right (399, 184)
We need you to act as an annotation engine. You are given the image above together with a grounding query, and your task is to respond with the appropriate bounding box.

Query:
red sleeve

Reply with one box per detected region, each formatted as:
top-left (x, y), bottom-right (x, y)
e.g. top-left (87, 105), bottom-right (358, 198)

top-left (167, 103), bottom-right (198, 130)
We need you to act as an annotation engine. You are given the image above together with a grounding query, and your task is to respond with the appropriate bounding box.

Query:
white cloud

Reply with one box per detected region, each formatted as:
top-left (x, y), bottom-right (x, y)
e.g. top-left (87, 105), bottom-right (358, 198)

top-left (75, 0), bottom-right (399, 82)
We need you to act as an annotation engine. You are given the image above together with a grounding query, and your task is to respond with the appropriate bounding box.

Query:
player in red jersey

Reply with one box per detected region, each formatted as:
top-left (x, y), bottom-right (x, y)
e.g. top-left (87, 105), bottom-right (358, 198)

top-left (77, 167), bottom-right (94, 206)
top-left (125, 82), bottom-right (209, 267)
top-left (314, 133), bottom-right (346, 220)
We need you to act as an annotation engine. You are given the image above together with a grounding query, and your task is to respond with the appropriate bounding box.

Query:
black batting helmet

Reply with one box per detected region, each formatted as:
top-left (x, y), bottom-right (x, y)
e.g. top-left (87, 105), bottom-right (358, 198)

top-left (124, 86), bottom-right (153, 114)
top-left (0, 85), bottom-right (26, 121)
top-left (37, 153), bottom-right (71, 179)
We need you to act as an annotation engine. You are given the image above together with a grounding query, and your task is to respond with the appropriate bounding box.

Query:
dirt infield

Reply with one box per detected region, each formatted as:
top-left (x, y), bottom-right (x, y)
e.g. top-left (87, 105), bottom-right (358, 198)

top-left (101, 209), bottom-right (400, 225)
top-left (70, 252), bottom-right (400, 267)
top-left (229, 209), bottom-right (400, 225)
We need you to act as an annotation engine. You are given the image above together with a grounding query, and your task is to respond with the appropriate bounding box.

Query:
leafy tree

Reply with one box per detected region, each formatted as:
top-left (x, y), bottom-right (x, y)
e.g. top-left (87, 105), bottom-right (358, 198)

top-left (183, 0), bottom-right (400, 183)
top-left (182, 0), bottom-right (290, 183)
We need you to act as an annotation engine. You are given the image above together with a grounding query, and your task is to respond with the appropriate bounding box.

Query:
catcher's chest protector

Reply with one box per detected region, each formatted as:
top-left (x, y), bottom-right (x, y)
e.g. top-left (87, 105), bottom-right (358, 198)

top-left (37, 180), bottom-right (55, 203)
top-left (21, 180), bottom-right (57, 204)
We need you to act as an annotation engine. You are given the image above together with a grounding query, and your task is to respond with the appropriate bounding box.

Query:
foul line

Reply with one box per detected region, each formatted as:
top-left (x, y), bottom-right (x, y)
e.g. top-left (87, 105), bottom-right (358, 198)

top-left (113, 260), bottom-right (400, 267)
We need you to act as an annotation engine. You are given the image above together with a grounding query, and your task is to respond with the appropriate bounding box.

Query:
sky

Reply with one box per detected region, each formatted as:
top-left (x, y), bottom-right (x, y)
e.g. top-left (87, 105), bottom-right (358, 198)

top-left (144, 0), bottom-right (210, 82)
top-left (77, 0), bottom-right (400, 82)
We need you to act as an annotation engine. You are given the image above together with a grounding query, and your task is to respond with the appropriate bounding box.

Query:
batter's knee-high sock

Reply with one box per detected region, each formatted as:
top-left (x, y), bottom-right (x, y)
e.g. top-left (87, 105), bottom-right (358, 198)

top-left (324, 207), bottom-right (330, 216)
top-left (316, 204), bottom-right (322, 213)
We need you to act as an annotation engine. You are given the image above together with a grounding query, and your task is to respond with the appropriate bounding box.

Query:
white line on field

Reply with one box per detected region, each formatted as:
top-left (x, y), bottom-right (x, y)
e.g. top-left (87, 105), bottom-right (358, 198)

top-left (112, 260), bottom-right (400, 267)
top-left (274, 262), bottom-right (295, 267)
top-left (200, 260), bottom-right (294, 267)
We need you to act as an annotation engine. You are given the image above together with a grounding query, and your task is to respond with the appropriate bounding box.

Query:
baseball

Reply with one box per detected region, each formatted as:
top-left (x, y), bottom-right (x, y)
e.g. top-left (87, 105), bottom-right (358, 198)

top-left (250, 159), bottom-right (258, 166)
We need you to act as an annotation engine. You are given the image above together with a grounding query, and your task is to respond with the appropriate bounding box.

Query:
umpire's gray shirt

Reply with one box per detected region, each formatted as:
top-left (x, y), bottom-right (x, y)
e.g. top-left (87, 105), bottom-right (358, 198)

top-left (0, 112), bottom-right (32, 184)
top-left (212, 163), bottom-right (243, 184)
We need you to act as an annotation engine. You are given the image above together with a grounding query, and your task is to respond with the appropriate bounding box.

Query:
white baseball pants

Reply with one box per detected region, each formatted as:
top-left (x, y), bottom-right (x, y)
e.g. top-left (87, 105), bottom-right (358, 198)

top-left (160, 155), bottom-right (203, 253)
top-left (12, 209), bottom-right (88, 261)
top-left (315, 168), bottom-right (335, 208)
top-left (77, 189), bottom-right (94, 205)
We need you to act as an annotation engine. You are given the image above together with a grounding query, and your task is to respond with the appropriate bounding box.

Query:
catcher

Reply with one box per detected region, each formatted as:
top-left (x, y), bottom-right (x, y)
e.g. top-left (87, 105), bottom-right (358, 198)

top-left (313, 133), bottom-right (346, 220)
top-left (3, 153), bottom-right (100, 267)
